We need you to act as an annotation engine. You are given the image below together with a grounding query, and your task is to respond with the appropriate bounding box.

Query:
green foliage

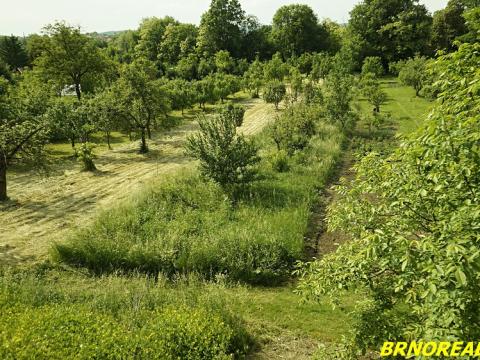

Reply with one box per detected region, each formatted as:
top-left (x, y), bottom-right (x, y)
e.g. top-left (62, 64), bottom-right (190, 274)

top-left (263, 53), bottom-right (288, 82)
top-left (271, 102), bottom-right (317, 155)
top-left (55, 108), bottom-right (344, 283)
top-left (0, 71), bottom-right (54, 200)
top-left (311, 53), bottom-right (334, 82)
top-left (175, 53), bottom-right (199, 80)
top-left (36, 22), bottom-right (110, 100)
top-left (75, 142), bottom-right (96, 171)
top-left (322, 70), bottom-right (355, 129)
top-left (109, 59), bottom-right (171, 153)
top-left (164, 79), bottom-right (196, 114)
top-left (388, 59), bottom-right (406, 76)
top-left (271, 4), bottom-right (327, 57)
top-left (349, 0), bottom-right (432, 63)
top-left (0, 35), bottom-right (28, 71)
top-left (185, 112), bottom-right (259, 193)
top-left (194, 75), bottom-right (217, 109)
top-left (270, 150), bottom-right (290, 172)
top-left (361, 56), bottom-right (384, 77)
top-left (214, 73), bottom-right (240, 103)
top-left (431, 0), bottom-right (468, 52)
top-left (215, 50), bottom-right (234, 73)
top-left (243, 58), bottom-right (264, 98)
top-left (221, 103), bottom-right (246, 127)
top-left (0, 272), bottom-right (249, 359)
top-left (289, 67), bottom-right (303, 101)
top-left (303, 81), bottom-right (323, 105)
top-left (197, 0), bottom-right (245, 57)
top-left (135, 16), bottom-right (177, 66)
top-left (106, 30), bottom-right (139, 64)
top-left (297, 43), bottom-right (480, 355)
top-left (398, 55), bottom-right (428, 96)
top-left (263, 81), bottom-right (286, 110)
top-left (359, 73), bottom-right (388, 112)
top-left (158, 23), bottom-right (197, 65)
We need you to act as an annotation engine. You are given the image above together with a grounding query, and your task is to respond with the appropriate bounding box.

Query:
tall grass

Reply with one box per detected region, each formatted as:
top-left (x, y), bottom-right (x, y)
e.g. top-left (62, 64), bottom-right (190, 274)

top-left (0, 268), bottom-right (250, 359)
top-left (54, 111), bottom-right (345, 284)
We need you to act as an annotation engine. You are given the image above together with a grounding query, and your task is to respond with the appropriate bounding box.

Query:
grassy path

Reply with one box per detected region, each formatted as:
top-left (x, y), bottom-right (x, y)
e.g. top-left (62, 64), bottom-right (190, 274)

top-left (0, 97), bottom-right (276, 264)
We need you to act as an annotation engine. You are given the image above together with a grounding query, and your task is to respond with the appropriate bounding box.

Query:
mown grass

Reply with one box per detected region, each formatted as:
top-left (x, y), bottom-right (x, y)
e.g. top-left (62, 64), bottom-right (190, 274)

top-left (356, 77), bottom-right (433, 135)
top-left (53, 117), bottom-right (344, 284)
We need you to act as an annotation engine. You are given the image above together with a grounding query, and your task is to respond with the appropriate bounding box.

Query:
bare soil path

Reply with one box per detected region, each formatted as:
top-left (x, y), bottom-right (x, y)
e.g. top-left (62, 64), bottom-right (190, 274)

top-left (0, 98), bottom-right (276, 264)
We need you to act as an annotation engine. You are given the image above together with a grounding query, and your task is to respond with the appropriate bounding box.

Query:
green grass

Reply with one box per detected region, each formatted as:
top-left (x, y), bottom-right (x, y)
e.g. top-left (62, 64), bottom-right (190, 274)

top-left (356, 77), bottom-right (433, 135)
top-left (0, 269), bottom-right (250, 359)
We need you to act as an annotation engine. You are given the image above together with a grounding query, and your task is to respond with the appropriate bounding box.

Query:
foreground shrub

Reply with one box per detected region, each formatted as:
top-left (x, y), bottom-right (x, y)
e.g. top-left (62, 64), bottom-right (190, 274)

top-left (0, 271), bottom-right (249, 359)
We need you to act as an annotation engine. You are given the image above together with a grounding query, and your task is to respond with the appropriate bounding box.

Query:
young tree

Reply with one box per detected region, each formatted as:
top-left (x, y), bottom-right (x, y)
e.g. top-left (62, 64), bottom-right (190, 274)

top-left (214, 50), bottom-right (234, 73)
top-left (221, 103), bottom-right (245, 127)
top-left (214, 73), bottom-right (240, 103)
top-left (243, 58), bottom-right (264, 98)
top-left (263, 81), bottom-right (286, 110)
top-left (164, 79), bottom-right (195, 115)
top-left (310, 53), bottom-right (334, 82)
top-left (264, 53), bottom-right (288, 82)
top-left (0, 35), bottom-right (29, 71)
top-left (109, 60), bottom-right (170, 153)
top-left (360, 73), bottom-right (388, 113)
top-left (399, 56), bottom-right (428, 96)
top-left (361, 56), bottom-right (384, 77)
top-left (271, 103), bottom-right (316, 154)
top-left (36, 22), bottom-right (110, 100)
top-left (185, 112), bottom-right (259, 195)
top-left (90, 91), bottom-right (121, 149)
top-left (289, 67), bottom-right (303, 102)
top-left (322, 70), bottom-right (355, 129)
top-left (194, 76), bottom-right (217, 110)
top-left (47, 98), bottom-right (96, 149)
top-left (0, 73), bottom-right (53, 201)
top-left (175, 53), bottom-right (198, 81)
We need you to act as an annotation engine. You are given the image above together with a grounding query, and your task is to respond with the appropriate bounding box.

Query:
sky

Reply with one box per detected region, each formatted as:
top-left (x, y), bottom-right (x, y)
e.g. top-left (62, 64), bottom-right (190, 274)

top-left (1, 0), bottom-right (449, 36)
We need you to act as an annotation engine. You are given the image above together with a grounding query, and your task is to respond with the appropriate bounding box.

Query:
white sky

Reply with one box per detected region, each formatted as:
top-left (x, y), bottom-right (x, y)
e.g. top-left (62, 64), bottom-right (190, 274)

top-left (1, 0), bottom-right (448, 36)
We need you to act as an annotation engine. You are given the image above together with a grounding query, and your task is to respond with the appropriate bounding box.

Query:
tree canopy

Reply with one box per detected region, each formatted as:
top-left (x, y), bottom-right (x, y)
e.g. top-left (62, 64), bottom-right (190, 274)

top-left (349, 0), bottom-right (432, 64)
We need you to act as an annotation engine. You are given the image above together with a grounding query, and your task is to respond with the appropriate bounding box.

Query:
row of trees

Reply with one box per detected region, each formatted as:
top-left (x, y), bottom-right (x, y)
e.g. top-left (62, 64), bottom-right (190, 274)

top-left (3, 0), bottom-right (477, 82)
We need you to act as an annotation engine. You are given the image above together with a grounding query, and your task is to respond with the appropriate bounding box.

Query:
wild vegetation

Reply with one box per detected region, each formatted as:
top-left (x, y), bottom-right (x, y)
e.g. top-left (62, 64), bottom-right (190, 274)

top-left (1, 0), bottom-right (479, 358)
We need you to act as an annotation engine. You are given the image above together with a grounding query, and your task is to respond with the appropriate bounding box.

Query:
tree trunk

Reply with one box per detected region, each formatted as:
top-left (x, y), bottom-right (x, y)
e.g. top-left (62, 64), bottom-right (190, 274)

top-left (139, 128), bottom-right (148, 153)
top-left (75, 82), bottom-right (81, 101)
top-left (147, 124), bottom-right (152, 140)
top-left (71, 135), bottom-right (75, 148)
top-left (0, 158), bottom-right (7, 201)
top-left (106, 132), bottom-right (112, 150)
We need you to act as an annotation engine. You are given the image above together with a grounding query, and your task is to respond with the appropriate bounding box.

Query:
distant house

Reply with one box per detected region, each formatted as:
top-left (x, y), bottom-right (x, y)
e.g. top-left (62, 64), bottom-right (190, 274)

top-left (61, 84), bottom-right (79, 97)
